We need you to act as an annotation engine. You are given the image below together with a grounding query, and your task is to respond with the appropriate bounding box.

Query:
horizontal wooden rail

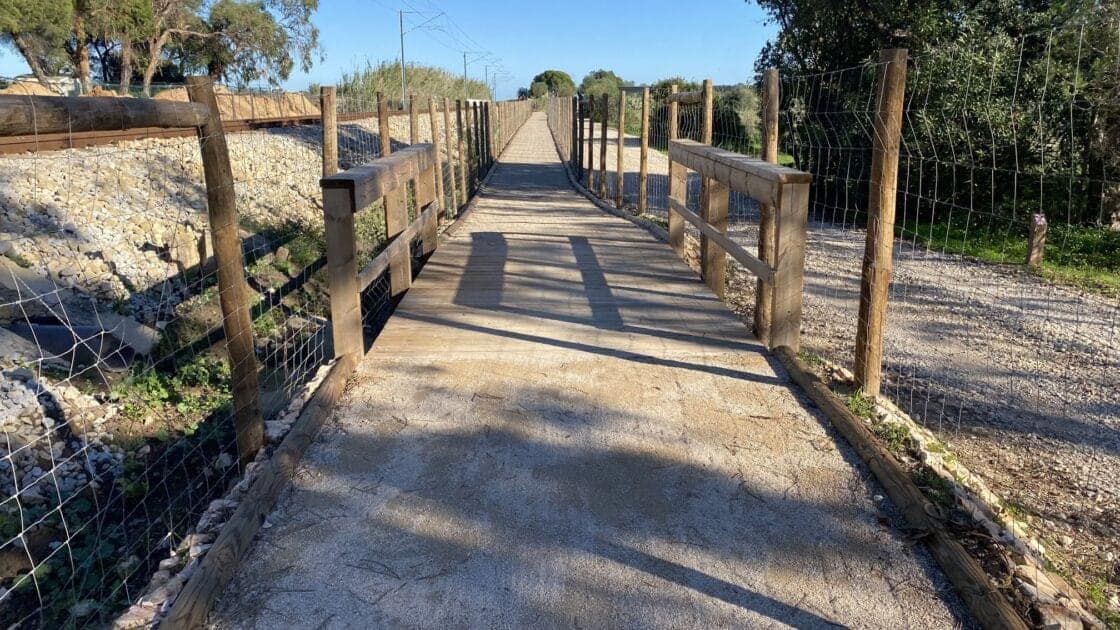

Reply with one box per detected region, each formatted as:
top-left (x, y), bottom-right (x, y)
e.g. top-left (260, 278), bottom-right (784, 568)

top-left (669, 139), bottom-right (810, 207)
top-left (666, 91), bottom-right (703, 105)
top-left (667, 139), bottom-right (810, 352)
top-left (321, 143), bottom-right (437, 211)
top-left (321, 141), bottom-right (441, 362)
top-left (356, 200), bottom-right (439, 290)
top-left (668, 198), bottom-right (773, 282)
top-left (0, 94), bottom-right (209, 136)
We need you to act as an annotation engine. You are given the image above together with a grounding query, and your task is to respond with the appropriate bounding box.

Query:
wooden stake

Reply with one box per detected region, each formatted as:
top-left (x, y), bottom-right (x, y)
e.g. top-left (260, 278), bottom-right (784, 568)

top-left (586, 97), bottom-right (595, 190)
top-left (185, 77), bottom-right (263, 466)
top-left (771, 182), bottom-right (809, 352)
top-left (755, 68), bottom-right (779, 346)
top-left (854, 48), bottom-right (908, 395)
top-left (378, 91), bottom-right (410, 296)
top-left (320, 86), bottom-right (337, 178)
top-left (408, 93), bottom-right (418, 144)
top-left (456, 100), bottom-right (467, 206)
top-left (638, 87), bottom-right (650, 215)
top-left (697, 79), bottom-right (722, 292)
top-left (616, 90), bottom-right (625, 208)
top-left (1026, 213), bottom-right (1047, 266)
top-left (570, 96), bottom-right (578, 170)
top-left (667, 84), bottom-right (685, 253)
top-left (443, 97), bottom-right (458, 216)
top-left (598, 93), bottom-right (608, 198)
top-left (429, 97), bottom-right (446, 219)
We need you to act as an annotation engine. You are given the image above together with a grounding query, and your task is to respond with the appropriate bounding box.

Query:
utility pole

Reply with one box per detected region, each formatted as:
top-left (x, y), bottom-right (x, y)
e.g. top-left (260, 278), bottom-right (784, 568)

top-left (462, 52), bottom-right (468, 98)
top-left (399, 10), bottom-right (406, 108)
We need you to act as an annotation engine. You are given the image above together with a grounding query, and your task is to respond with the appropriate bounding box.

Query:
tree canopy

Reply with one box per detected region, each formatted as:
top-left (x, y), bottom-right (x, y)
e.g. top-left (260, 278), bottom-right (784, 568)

top-left (527, 69), bottom-right (575, 97)
top-left (0, 0), bottom-right (320, 95)
top-left (578, 69), bottom-right (630, 97)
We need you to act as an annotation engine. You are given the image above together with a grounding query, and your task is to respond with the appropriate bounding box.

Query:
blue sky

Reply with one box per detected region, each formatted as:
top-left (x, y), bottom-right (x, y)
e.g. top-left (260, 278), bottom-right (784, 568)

top-left (0, 0), bottom-right (777, 99)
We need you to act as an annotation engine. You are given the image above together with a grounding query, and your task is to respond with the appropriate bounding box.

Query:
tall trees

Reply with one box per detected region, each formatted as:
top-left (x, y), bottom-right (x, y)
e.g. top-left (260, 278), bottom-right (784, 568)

top-left (0, 0), bottom-right (73, 85)
top-left (528, 70), bottom-right (576, 97)
top-left (1, 0), bottom-right (319, 95)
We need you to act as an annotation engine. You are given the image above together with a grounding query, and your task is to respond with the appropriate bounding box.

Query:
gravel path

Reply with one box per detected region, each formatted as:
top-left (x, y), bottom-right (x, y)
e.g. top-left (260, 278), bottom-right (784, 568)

top-left (580, 121), bottom-right (1120, 586)
top-left (212, 113), bottom-right (970, 629)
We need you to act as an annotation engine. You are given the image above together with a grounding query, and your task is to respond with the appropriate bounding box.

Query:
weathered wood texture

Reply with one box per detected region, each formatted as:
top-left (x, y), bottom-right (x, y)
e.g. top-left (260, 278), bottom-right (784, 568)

top-left (667, 85), bottom-right (685, 253)
top-left (0, 94), bottom-right (209, 136)
top-left (1027, 213), bottom-right (1047, 266)
top-left (668, 198), bottom-right (773, 282)
top-left (598, 94), bottom-right (608, 198)
top-left (586, 97), bottom-right (595, 190)
top-left (638, 87), bottom-right (650, 214)
top-left (185, 77), bottom-right (263, 466)
top-left (773, 348), bottom-right (1030, 630)
top-left (854, 48), bottom-right (908, 397)
top-left (378, 92), bottom-right (410, 294)
top-left (456, 100), bottom-right (468, 204)
top-left (755, 68), bottom-right (779, 345)
top-left (616, 90), bottom-right (625, 208)
top-left (669, 140), bottom-right (810, 207)
top-left (428, 97), bottom-right (446, 217)
top-left (697, 79), bottom-right (721, 295)
top-left (442, 98), bottom-right (458, 215)
top-left (320, 86), bottom-right (337, 178)
top-left (668, 139), bottom-right (809, 351)
top-left (409, 94), bottom-right (419, 144)
top-left (322, 187), bottom-right (363, 361)
top-left (321, 143), bottom-right (437, 212)
top-left (162, 356), bottom-right (354, 630)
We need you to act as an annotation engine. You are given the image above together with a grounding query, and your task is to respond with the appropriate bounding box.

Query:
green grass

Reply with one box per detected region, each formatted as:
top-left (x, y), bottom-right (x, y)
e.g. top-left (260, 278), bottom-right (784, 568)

top-left (844, 388), bottom-right (876, 419)
top-left (1086, 578), bottom-right (1120, 628)
top-left (902, 217), bottom-right (1120, 296)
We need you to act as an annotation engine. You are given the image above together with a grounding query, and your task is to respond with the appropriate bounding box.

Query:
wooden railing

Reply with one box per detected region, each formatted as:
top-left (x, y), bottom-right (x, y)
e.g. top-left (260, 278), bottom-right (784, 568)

top-left (667, 138), bottom-right (811, 352)
top-left (320, 142), bottom-right (441, 368)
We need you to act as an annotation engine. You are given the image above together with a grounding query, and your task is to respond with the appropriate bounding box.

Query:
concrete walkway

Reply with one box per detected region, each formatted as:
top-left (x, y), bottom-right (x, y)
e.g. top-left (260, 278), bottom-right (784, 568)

top-left (212, 114), bottom-right (967, 629)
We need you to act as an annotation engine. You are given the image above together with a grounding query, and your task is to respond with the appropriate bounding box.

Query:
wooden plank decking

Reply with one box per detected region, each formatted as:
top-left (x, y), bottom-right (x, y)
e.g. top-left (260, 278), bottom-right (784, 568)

top-left (210, 114), bottom-right (966, 629)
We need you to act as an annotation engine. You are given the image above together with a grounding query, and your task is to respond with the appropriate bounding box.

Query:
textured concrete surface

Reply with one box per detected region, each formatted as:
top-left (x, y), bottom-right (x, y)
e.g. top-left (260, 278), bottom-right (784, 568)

top-left (211, 114), bottom-right (970, 629)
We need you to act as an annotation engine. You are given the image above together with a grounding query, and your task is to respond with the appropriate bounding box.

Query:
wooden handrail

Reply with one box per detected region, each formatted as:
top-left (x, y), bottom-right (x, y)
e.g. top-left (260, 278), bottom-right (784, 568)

top-left (0, 94), bottom-right (209, 136)
top-left (666, 139), bottom-right (811, 352)
top-left (320, 143), bottom-right (437, 211)
top-left (669, 139), bottom-right (810, 206)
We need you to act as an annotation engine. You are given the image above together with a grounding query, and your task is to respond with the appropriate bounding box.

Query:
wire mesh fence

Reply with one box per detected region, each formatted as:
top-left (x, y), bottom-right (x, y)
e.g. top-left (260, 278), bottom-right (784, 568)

top-left (546, 16), bottom-right (1119, 596)
top-left (0, 76), bottom-right (529, 626)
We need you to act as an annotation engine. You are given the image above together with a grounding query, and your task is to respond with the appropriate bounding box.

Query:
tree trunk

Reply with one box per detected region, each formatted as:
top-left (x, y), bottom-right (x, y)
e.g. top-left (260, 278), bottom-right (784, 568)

top-left (118, 43), bottom-right (133, 95)
top-left (74, 13), bottom-right (92, 94)
top-left (142, 31), bottom-right (171, 97)
top-left (9, 32), bottom-right (51, 86)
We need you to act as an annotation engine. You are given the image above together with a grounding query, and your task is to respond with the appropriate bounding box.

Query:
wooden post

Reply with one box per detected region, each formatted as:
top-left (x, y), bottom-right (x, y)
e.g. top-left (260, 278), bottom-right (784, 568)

top-left (442, 97), bottom-right (458, 216)
top-left (379, 91), bottom-right (410, 296)
top-left (456, 100), bottom-right (467, 205)
top-left (638, 87), bottom-right (650, 215)
top-left (616, 89), bottom-right (626, 208)
top-left (854, 48), bottom-right (908, 396)
top-left (576, 97), bottom-right (585, 178)
top-left (1026, 213), bottom-right (1047, 266)
top-left (586, 97), bottom-right (595, 189)
top-left (755, 68), bottom-right (779, 346)
top-left (697, 79), bottom-right (725, 293)
top-left (429, 96), bottom-right (446, 220)
top-left (472, 102), bottom-right (482, 185)
top-left (771, 182), bottom-right (810, 352)
top-left (322, 187), bottom-right (362, 362)
top-left (484, 101), bottom-right (493, 171)
top-left (570, 96), bottom-right (579, 170)
top-left (185, 77), bottom-right (263, 466)
top-left (408, 93), bottom-right (418, 144)
top-left (320, 86), bottom-right (337, 178)
top-left (667, 84), bottom-right (685, 253)
top-left (598, 93), bottom-right (608, 198)
top-left (418, 165), bottom-right (438, 255)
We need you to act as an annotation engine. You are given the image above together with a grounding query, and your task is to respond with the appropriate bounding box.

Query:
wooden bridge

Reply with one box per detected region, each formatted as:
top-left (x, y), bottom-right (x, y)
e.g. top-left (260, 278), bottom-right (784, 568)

top-left (159, 112), bottom-right (968, 628)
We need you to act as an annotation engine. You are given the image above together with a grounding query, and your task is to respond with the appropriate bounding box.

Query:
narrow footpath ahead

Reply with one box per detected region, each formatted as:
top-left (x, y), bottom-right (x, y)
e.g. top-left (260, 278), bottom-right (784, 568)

top-left (211, 114), bottom-right (968, 629)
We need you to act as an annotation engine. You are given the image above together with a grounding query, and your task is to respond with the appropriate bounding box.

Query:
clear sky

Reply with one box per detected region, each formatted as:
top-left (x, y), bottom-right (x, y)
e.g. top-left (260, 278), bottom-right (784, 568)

top-left (0, 0), bottom-right (778, 99)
